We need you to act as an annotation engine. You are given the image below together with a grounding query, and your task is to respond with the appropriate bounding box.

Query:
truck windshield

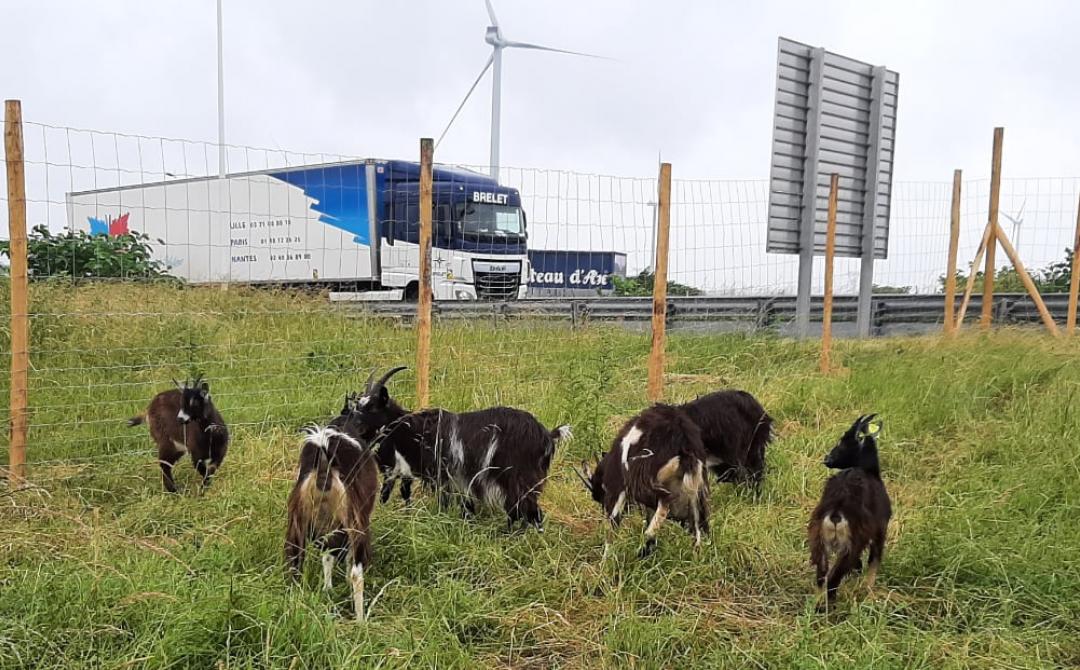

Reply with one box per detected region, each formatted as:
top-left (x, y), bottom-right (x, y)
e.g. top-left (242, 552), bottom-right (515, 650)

top-left (457, 203), bottom-right (524, 238)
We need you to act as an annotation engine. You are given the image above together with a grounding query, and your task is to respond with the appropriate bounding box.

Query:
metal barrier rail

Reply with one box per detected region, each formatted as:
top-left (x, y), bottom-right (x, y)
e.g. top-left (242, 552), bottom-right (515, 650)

top-left (334, 293), bottom-right (1073, 336)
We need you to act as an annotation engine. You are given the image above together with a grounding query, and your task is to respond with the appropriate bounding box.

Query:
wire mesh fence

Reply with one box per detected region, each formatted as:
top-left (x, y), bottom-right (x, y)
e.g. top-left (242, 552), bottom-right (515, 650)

top-left (2, 116), bottom-right (1079, 476)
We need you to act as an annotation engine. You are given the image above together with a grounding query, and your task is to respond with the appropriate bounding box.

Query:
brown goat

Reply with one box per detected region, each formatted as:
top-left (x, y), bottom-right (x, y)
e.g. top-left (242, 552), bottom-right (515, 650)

top-left (128, 378), bottom-right (228, 493)
top-left (285, 424), bottom-right (377, 621)
top-left (808, 414), bottom-right (891, 605)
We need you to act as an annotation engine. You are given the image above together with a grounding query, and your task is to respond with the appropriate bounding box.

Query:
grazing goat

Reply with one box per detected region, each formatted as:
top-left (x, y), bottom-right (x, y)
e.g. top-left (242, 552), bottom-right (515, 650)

top-left (680, 390), bottom-right (773, 487)
top-left (350, 366), bottom-right (571, 531)
top-left (285, 425), bottom-right (378, 621)
top-left (576, 403), bottom-right (710, 557)
top-left (127, 378), bottom-right (228, 493)
top-left (331, 388), bottom-right (412, 505)
top-left (807, 414), bottom-right (892, 605)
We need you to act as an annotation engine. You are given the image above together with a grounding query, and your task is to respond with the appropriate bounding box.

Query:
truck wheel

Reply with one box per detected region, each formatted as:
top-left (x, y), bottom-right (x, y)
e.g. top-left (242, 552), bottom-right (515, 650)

top-left (403, 283), bottom-right (419, 302)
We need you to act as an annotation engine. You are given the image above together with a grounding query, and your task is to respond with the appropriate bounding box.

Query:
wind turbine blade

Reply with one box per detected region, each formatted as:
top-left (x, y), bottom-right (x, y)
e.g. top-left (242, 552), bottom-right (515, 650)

top-left (435, 54), bottom-right (495, 150)
top-left (999, 212), bottom-right (1019, 225)
top-left (502, 40), bottom-right (612, 60)
top-left (484, 0), bottom-right (498, 26)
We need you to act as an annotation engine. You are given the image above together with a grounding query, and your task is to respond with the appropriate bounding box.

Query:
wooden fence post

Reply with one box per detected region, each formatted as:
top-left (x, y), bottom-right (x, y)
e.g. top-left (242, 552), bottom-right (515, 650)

top-left (416, 138), bottom-right (433, 408)
top-left (647, 163), bottom-right (672, 402)
top-left (944, 169), bottom-right (962, 334)
top-left (980, 128), bottom-right (1004, 330)
top-left (990, 221), bottom-right (1059, 336)
top-left (5, 100), bottom-right (29, 485)
top-left (1067, 193), bottom-right (1080, 336)
top-left (820, 174), bottom-right (839, 373)
top-left (956, 223), bottom-right (992, 328)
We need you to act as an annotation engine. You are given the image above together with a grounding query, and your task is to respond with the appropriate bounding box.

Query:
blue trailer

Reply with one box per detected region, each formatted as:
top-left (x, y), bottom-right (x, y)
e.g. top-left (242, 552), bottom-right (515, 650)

top-left (527, 249), bottom-right (627, 296)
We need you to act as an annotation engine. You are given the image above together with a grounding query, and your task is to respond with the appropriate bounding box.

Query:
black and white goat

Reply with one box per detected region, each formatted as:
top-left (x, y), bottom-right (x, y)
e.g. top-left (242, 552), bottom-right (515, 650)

top-left (127, 378), bottom-right (229, 493)
top-left (349, 366), bottom-right (572, 531)
top-left (680, 390), bottom-right (773, 487)
top-left (577, 403), bottom-right (710, 557)
top-left (285, 424), bottom-right (378, 621)
top-left (807, 414), bottom-right (891, 604)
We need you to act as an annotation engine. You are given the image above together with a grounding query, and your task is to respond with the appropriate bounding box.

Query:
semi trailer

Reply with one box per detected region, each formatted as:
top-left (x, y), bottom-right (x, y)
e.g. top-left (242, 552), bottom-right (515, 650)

top-left (67, 159), bottom-right (529, 300)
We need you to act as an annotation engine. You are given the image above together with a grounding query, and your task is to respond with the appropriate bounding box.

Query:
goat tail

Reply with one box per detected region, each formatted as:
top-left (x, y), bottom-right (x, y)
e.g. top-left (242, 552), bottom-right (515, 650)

top-left (127, 414), bottom-right (146, 427)
top-left (314, 446), bottom-right (333, 492)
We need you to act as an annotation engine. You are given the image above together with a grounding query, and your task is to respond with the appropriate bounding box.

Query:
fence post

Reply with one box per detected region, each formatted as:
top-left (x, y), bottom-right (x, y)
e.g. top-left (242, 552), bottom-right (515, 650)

top-left (956, 223), bottom-right (992, 328)
top-left (991, 221), bottom-right (1060, 336)
top-left (1067, 193), bottom-right (1080, 336)
top-left (416, 138), bottom-right (433, 408)
top-left (944, 169), bottom-right (962, 334)
top-left (980, 128), bottom-right (1004, 330)
top-left (647, 163), bottom-right (672, 402)
top-left (4, 100), bottom-right (29, 485)
top-left (820, 174), bottom-right (839, 373)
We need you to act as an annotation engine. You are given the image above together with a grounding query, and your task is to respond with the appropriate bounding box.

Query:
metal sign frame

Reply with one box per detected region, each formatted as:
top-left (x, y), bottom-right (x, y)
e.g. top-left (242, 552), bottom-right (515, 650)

top-left (766, 37), bottom-right (899, 337)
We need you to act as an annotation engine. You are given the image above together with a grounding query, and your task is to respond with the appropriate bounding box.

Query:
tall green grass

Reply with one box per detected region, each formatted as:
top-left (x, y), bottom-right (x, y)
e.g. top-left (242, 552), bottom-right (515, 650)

top-left (1, 283), bottom-right (1079, 669)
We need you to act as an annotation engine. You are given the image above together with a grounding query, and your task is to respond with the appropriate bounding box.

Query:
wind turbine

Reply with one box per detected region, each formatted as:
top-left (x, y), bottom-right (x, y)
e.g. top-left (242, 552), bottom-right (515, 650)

top-left (1000, 198), bottom-right (1026, 251)
top-left (436, 0), bottom-right (607, 178)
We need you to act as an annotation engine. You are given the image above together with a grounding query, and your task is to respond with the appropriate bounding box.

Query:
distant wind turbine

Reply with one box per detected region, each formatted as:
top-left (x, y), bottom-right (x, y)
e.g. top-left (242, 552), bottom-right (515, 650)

top-left (1000, 199), bottom-right (1026, 251)
top-left (436, 0), bottom-right (609, 177)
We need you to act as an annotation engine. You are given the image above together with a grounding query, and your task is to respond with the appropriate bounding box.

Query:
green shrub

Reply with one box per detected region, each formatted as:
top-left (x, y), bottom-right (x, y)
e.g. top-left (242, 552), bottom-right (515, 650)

top-left (0, 224), bottom-right (172, 280)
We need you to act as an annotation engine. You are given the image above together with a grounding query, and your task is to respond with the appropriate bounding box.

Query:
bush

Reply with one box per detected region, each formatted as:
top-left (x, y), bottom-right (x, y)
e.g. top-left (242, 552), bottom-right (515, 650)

top-left (0, 225), bottom-right (172, 280)
top-left (611, 269), bottom-right (702, 297)
top-left (939, 246), bottom-right (1074, 294)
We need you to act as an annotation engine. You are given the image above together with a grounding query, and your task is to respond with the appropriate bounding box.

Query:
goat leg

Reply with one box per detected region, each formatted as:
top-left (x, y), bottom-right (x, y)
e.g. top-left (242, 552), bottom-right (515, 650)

top-left (638, 501), bottom-right (669, 559)
top-left (824, 551), bottom-right (859, 604)
top-left (399, 478), bottom-right (413, 503)
top-left (314, 530), bottom-right (348, 591)
top-left (865, 530), bottom-right (886, 595)
top-left (284, 519), bottom-right (307, 581)
top-left (195, 458), bottom-right (218, 489)
top-left (348, 529), bottom-right (371, 622)
top-left (461, 497), bottom-right (477, 519)
top-left (159, 453), bottom-right (182, 494)
top-left (379, 477), bottom-right (396, 504)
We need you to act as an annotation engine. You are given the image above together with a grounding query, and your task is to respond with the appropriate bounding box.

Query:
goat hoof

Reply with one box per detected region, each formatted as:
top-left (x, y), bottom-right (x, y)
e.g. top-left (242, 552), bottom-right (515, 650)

top-left (637, 539), bottom-right (657, 559)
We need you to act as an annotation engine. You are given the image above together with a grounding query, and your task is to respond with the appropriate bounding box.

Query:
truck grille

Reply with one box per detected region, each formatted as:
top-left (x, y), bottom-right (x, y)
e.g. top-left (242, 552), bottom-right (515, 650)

top-left (475, 271), bottom-right (520, 300)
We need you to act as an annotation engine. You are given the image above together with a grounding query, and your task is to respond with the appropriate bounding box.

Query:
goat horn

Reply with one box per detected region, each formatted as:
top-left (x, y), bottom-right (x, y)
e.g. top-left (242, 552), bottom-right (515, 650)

top-left (572, 461), bottom-right (593, 492)
top-left (363, 368), bottom-right (377, 394)
top-left (862, 414), bottom-right (880, 435)
top-left (371, 366), bottom-right (408, 395)
top-left (172, 378), bottom-right (184, 390)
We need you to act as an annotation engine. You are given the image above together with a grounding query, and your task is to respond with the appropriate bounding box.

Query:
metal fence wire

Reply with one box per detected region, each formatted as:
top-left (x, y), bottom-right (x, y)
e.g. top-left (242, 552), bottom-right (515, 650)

top-left (1, 118), bottom-right (1079, 473)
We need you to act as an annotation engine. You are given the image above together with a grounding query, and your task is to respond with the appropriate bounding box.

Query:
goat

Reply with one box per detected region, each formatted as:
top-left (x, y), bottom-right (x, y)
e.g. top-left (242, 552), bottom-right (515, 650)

top-left (331, 387), bottom-right (414, 505)
top-left (284, 424), bottom-right (378, 621)
top-left (127, 378), bottom-right (229, 493)
top-left (680, 390), bottom-right (773, 487)
top-left (576, 403), bottom-right (710, 557)
top-left (350, 366), bottom-right (572, 531)
top-left (807, 414), bottom-right (891, 605)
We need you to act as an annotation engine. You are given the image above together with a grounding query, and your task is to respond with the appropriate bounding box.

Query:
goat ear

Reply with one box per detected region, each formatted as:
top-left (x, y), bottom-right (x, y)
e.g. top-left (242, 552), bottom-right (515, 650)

top-left (199, 381), bottom-right (210, 395)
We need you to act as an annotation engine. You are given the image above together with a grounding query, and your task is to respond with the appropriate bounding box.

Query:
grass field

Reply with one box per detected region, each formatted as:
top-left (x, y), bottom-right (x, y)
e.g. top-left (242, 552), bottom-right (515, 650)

top-left (1, 283), bottom-right (1079, 669)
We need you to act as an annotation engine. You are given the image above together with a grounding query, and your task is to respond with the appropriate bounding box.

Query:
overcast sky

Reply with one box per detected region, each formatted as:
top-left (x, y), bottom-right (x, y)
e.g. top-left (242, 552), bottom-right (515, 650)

top-left (4, 0), bottom-right (1080, 181)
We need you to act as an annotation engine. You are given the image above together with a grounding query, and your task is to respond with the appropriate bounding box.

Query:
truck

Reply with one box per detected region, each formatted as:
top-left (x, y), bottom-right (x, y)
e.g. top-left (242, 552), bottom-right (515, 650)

top-left (66, 160), bottom-right (529, 300)
top-left (527, 249), bottom-right (627, 296)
